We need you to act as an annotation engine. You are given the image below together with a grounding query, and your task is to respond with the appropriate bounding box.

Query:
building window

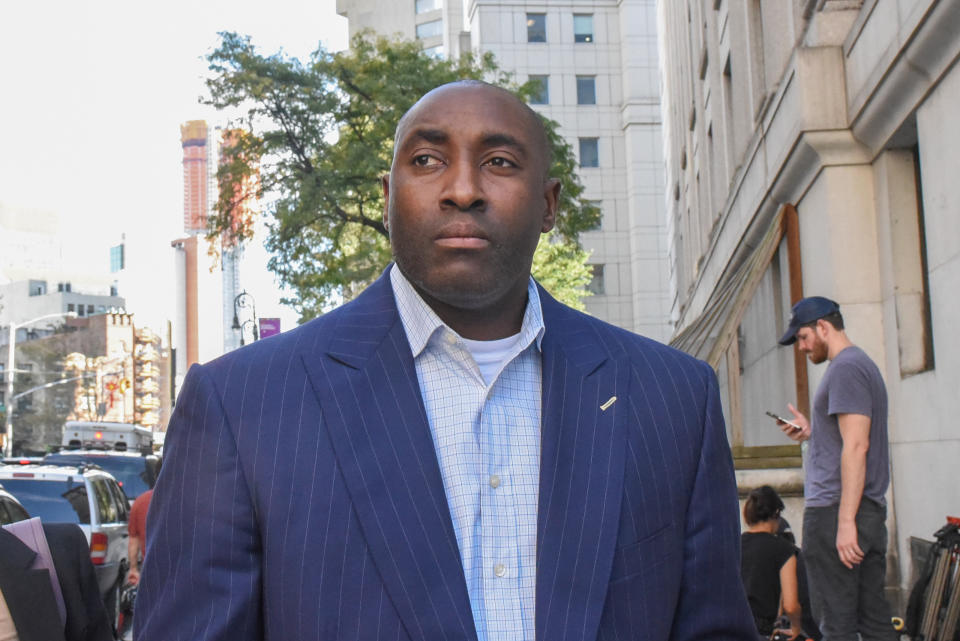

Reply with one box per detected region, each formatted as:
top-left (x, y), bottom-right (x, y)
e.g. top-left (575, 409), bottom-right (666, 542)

top-left (110, 244), bottom-right (124, 273)
top-left (587, 264), bottom-right (605, 295)
top-left (574, 14), bottom-right (594, 43)
top-left (576, 75), bottom-right (596, 105)
top-left (67, 304), bottom-right (75, 312)
top-left (416, 19), bottom-right (442, 39)
top-left (110, 285), bottom-right (118, 297)
top-left (78, 306), bottom-right (85, 317)
top-left (911, 145), bottom-right (935, 373)
top-left (529, 75), bottom-right (549, 104)
top-left (423, 44), bottom-right (444, 58)
top-left (527, 13), bottom-right (546, 42)
top-left (746, 0), bottom-right (766, 117)
top-left (87, 305), bottom-right (94, 315)
top-left (579, 138), bottom-right (599, 167)
top-left (415, 0), bottom-right (441, 13)
top-left (878, 146), bottom-right (936, 376)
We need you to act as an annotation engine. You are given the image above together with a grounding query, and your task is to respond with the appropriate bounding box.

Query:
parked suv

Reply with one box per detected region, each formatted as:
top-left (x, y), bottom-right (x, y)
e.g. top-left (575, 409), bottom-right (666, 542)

top-left (44, 449), bottom-right (160, 504)
top-left (0, 463), bottom-right (129, 635)
top-left (0, 483), bottom-right (30, 524)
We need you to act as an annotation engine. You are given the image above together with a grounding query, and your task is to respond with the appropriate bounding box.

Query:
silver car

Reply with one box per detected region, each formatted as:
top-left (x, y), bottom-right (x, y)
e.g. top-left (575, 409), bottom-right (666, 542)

top-left (0, 463), bottom-right (129, 637)
top-left (43, 449), bottom-right (160, 505)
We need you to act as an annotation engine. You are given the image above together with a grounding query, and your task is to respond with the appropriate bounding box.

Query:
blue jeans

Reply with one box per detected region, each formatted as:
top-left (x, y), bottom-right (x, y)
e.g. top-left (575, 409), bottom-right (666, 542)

top-left (802, 500), bottom-right (897, 641)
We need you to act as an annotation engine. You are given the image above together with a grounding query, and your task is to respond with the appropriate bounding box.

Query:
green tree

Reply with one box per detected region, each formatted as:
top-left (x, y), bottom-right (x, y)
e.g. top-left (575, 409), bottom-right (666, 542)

top-left (205, 32), bottom-right (599, 320)
top-left (14, 337), bottom-right (83, 454)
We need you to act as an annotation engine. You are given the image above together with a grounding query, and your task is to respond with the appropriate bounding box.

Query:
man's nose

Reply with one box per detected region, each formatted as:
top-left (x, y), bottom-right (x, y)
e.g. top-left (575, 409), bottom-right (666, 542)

top-left (440, 159), bottom-right (485, 211)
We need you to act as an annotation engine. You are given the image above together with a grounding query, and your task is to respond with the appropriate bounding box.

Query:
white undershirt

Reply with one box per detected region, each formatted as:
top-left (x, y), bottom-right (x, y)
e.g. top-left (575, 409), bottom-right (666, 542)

top-left (460, 333), bottom-right (523, 386)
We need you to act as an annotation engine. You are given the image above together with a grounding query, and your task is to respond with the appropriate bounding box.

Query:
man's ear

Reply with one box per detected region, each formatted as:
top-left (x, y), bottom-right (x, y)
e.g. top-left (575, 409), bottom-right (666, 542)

top-left (816, 318), bottom-right (830, 338)
top-left (381, 174), bottom-right (391, 231)
top-left (541, 178), bottom-right (561, 233)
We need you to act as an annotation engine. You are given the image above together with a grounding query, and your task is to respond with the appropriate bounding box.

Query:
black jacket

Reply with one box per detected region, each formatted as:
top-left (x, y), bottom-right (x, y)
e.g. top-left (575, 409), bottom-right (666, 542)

top-left (0, 523), bottom-right (113, 641)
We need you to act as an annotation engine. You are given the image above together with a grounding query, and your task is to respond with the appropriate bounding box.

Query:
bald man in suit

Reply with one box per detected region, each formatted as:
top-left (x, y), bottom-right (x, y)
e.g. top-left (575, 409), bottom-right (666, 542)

top-left (137, 81), bottom-right (755, 641)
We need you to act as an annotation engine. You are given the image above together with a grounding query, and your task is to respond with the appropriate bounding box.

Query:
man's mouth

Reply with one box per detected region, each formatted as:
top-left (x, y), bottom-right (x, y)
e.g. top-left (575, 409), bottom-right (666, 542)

top-left (435, 237), bottom-right (489, 249)
top-left (435, 225), bottom-right (489, 249)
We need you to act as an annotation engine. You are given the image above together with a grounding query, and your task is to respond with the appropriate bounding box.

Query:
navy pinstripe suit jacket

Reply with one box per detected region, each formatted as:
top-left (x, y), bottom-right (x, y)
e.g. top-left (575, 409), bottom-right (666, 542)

top-left (135, 271), bottom-right (755, 641)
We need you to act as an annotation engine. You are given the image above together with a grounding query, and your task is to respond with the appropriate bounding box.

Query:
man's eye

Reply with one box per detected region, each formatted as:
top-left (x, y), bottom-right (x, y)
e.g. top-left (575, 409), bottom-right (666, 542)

top-left (413, 154), bottom-right (440, 166)
top-left (486, 157), bottom-right (516, 168)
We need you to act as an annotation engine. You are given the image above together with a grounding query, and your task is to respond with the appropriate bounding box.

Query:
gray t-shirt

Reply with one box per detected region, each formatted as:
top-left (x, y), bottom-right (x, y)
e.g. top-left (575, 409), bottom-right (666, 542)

top-left (804, 345), bottom-right (890, 508)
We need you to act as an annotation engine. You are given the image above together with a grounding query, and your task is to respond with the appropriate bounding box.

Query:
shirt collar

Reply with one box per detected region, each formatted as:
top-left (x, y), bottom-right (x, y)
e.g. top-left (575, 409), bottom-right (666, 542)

top-left (389, 263), bottom-right (545, 358)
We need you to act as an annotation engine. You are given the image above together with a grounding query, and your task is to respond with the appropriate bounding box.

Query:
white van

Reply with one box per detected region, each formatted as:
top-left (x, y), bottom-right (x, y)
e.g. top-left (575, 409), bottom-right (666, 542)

top-left (62, 421), bottom-right (153, 452)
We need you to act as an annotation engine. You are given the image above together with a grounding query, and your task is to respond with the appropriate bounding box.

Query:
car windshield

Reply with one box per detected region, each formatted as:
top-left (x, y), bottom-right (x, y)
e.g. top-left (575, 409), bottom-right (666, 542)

top-left (2, 478), bottom-right (90, 524)
top-left (44, 454), bottom-right (151, 500)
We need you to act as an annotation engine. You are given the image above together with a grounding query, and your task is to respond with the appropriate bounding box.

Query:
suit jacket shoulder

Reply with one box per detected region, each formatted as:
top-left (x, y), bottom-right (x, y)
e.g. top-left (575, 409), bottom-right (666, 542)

top-left (538, 284), bottom-right (714, 387)
top-left (195, 269), bottom-right (399, 388)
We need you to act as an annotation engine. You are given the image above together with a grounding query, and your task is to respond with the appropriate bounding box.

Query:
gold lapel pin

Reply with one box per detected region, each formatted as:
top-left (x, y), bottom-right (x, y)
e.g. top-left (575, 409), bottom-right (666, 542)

top-left (600, 396), bottom-right (617, 411)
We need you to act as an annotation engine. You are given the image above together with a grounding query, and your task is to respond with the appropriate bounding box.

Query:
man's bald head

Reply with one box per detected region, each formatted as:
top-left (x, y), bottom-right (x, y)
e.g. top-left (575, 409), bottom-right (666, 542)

top-left (392, 80), bottom-right (553, 180)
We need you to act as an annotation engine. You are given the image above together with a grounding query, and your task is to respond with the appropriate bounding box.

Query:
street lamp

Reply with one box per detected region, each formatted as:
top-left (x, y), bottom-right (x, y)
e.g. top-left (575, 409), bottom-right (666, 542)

top-left (3, 311), bottom-right (77, 457)
top-left (232, 291), bottom-right (259, 347)
top-left (237, 319), bottom-right (259, 346)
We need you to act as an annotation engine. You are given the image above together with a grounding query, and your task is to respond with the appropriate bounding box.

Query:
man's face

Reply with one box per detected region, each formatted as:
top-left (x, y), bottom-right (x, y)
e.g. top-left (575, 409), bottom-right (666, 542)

top-left (795, 323), bottom-right (828, 364)
top-left (382, 83), bottom-right (559, 311)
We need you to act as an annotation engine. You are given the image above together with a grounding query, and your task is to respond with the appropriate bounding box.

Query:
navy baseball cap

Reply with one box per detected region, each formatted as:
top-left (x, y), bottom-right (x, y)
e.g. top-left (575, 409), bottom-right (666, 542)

top-left (778, 296), bottom-right (840, 345)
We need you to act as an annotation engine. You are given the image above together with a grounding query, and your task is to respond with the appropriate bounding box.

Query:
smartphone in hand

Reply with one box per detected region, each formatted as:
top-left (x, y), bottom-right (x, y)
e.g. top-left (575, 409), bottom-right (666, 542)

top-left (766, 410), bottom-right (802, 431)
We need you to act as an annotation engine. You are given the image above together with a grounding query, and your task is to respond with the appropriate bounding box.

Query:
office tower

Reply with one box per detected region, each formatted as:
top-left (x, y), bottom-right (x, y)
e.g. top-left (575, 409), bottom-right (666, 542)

top-left (180, 120), bottom-right (210, 234)
top-left (174, 122), bottom-right (255, 382)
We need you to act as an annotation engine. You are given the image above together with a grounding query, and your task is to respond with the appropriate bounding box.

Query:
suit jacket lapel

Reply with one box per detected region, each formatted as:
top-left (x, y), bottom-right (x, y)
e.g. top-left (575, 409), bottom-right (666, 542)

top-left (0, 529), bottom-right (67, 641)
top-left (536, 290), bottom-right (628, 641)
top-left (301, 273), bottom-right (478, 641)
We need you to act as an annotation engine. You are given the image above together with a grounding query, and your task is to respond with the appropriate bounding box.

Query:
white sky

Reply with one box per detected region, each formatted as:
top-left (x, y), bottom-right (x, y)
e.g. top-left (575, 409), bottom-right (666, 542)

top-left (0, 0), bottom-right (349, 333)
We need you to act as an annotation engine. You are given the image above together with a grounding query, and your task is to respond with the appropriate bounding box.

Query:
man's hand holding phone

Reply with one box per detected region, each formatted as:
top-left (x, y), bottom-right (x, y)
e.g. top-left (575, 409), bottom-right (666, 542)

top-left (767, 403), bottom-right (810, 441)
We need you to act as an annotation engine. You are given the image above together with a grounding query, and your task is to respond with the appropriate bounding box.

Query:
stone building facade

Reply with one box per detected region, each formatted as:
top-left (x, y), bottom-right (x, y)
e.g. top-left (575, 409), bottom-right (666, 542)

top-left (659, 0), bottom-right (960, 603)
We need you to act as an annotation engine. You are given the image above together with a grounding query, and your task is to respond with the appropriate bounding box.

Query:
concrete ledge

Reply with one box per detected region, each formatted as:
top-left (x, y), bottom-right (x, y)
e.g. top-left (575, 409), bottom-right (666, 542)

top-left (848, 0), bottom-right (960, 153)
top-left (736, 466), bottom-right (805, 497)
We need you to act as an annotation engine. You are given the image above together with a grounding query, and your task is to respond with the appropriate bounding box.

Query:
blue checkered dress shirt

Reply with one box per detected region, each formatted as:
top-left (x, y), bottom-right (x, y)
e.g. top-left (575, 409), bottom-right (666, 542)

top-left (390, 265), bottom-right (543, 641)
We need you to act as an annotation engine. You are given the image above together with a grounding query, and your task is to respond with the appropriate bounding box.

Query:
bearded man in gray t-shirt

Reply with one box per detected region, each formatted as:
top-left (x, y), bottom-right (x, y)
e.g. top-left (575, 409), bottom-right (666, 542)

top-left (777, 296), bottom-right (897, 641)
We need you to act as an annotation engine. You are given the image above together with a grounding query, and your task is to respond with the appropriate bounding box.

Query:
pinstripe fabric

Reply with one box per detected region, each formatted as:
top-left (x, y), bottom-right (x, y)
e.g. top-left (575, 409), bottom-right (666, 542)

top-left (390, 267), bottom-right (542, 641)
top-left (135, 269), bottom-right (756, 641)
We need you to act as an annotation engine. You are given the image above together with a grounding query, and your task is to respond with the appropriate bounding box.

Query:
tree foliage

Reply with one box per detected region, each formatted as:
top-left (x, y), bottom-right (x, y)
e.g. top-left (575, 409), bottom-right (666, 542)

top-left (205, 32), bottom-right (599, 321)
top-left (13, 333), bottom-right (91, 454)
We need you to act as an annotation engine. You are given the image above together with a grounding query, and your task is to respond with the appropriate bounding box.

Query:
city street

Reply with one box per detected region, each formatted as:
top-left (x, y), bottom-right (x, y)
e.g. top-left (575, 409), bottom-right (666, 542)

top-left (3, 1), bottom-right (960, 640)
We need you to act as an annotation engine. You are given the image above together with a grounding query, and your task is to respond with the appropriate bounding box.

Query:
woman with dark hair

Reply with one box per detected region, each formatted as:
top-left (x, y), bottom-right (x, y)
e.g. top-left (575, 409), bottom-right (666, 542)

top-left (741, 485), bottom-right (802, 640)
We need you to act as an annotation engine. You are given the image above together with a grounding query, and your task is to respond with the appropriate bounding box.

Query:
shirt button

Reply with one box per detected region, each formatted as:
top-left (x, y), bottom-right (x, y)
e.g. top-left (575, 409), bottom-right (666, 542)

top-left (489, 474), bottom-right (501, 489)
top-left (444, 332), bottom-right (457, 346)
top-left (494, 563), bottom-right (506, 578)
